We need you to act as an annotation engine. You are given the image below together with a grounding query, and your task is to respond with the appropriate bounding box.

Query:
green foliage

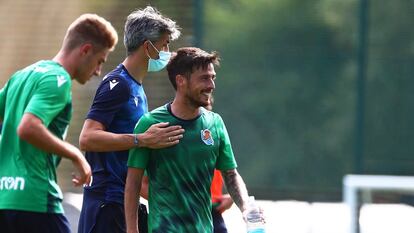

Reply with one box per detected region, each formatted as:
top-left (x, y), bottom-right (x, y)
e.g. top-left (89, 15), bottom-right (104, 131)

top-left (203, 0), bottom-right (414, 200)
top-left (363, 0), bottom-right (414, 174)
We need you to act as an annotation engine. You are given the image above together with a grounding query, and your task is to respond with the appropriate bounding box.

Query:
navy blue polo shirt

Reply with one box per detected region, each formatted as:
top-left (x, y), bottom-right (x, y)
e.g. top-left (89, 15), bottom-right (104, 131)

top-left (84, 64), bottom-right (148, 204)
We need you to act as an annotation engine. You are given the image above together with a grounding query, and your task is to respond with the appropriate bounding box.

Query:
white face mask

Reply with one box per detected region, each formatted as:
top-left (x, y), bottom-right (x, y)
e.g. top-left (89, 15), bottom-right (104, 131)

top-left (147, 41), bottom-right (171, 72)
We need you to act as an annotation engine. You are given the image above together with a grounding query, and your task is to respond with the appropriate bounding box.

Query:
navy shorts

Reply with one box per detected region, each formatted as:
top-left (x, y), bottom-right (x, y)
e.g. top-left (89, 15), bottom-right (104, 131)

top-left (78, 191), bottom-right (148, 233)
top-left (212, 208), bottom-right (228, 233)
top-left (0, 209), bottom-right (71, 233)
top-left (79, 203), bottom-right (148, 233)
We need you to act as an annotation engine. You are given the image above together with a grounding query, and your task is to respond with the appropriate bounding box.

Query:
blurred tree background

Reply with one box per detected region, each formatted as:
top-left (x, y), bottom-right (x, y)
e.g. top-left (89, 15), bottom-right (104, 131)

top-left (1, 0), bottom-right (413, 201)
top-left (203, 0), bottom-right (414, 201)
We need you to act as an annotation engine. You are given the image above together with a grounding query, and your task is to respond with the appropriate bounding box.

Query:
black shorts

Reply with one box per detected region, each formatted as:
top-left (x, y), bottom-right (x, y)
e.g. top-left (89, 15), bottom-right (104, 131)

top-left (0, 209), bottom-right (71, 233)
top-left (212, 208), bottom-right (228, 233)
top-left (79, 198), bottom-right (148, 233)
top-left (90, 203), bottom-right (148, 233)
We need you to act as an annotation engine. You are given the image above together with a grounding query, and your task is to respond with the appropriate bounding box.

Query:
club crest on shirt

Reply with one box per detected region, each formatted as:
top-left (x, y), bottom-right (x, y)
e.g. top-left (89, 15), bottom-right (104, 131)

top-left (201, 129), bottom-right (214, 146)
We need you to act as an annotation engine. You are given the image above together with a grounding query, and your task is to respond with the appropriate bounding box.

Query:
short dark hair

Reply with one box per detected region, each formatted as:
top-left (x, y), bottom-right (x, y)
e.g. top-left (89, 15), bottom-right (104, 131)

top-left (167, 47), bottom-right (220, 90)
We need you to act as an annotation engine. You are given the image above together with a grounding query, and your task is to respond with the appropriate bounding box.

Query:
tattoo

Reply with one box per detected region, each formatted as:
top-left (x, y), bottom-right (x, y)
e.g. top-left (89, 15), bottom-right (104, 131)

top-left (222, 169), bottom-right (249, 212)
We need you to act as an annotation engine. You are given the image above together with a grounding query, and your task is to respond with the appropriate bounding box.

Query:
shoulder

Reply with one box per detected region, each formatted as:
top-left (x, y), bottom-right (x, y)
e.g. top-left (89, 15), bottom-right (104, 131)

top-left (100, 65), bottom-right (129, 87)
top-left (144, 105), bottom-right (168, 122)
top-left (136, 105), bottom-right (168, 126)
top-left (201, 108), bottom-right (223, 122)
top-left (101, 72), bottom-right (129, 91)
top-left (35, 62), bottom-right (72, 92)
top-left (95, 71), bottom-right (131, 99)
top-left (150, 104), bottom-right (168, 115)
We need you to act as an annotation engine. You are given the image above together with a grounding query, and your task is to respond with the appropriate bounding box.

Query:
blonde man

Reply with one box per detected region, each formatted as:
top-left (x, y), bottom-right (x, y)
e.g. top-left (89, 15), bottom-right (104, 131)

top-left (0, 14), bottom-right (118, 233)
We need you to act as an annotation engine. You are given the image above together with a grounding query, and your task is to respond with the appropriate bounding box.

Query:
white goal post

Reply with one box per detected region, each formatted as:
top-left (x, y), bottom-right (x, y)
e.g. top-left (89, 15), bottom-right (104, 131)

top-left (343, 174), bottom-right (414, 233)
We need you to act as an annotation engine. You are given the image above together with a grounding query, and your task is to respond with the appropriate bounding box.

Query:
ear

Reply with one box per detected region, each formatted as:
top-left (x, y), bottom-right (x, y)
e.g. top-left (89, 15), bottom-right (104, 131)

top-left (79, 43), bottom-right (93, 56)
top-left (143, 40), bottom-right (150, 49)
top-left (176, 74), bottom-right (186, 88)
top-left (142, 40), bottom-right (152, 51)
top-left (142, 40), bottom-right (152, 57)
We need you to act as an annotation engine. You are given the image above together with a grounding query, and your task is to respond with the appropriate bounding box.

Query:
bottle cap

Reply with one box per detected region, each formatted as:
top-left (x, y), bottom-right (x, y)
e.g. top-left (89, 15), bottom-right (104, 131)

top-left (249, 196), bottom-right (255, 203)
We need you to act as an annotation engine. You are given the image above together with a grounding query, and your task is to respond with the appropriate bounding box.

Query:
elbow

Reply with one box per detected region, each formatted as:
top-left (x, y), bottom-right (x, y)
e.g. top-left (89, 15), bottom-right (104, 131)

top-left (79, 128), bottom-right (96, 151)
top-left (79, 129), bottom-right (101, 152)
top-left (17, 121), bottom-right (34, 142)
top-left (79, 132), bottom-right (91, 151)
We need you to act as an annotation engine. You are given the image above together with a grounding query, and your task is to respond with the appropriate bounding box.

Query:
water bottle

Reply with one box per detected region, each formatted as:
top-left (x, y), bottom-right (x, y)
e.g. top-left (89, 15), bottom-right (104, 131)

top-left (245, 196), bottom-right (265, 233)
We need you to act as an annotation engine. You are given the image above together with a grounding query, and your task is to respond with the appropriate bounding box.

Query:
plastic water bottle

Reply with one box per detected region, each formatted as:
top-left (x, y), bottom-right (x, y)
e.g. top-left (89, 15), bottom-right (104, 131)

top-left (245, 196), bottom-right (265, 233)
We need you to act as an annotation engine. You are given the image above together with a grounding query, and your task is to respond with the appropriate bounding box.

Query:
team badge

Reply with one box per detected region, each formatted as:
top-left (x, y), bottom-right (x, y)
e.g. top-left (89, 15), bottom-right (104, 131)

top-left (201, 129), bottom-right (214, 145)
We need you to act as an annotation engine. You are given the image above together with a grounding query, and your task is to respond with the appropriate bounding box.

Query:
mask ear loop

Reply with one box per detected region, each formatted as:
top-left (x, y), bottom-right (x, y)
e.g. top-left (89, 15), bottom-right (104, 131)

top-left (148, 40), bottom-right (161, 54)
top-left (164, 43), bottom-right (170, 53)
top-left (144, 41), bottom-right (151, 60)
top-left (149, 40), bottom-right (170, 53)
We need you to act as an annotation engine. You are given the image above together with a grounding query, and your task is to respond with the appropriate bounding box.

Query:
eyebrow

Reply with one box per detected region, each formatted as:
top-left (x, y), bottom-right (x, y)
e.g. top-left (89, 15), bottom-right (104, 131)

top-left (201, 73), bottom-right (216, 78)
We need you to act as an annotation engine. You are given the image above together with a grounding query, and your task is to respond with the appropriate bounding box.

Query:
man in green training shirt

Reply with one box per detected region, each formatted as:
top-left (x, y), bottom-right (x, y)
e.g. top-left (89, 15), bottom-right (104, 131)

top-left (125, 47), bottom-right (261, 233)
top-left (0, 14), bottom-right (118, 233)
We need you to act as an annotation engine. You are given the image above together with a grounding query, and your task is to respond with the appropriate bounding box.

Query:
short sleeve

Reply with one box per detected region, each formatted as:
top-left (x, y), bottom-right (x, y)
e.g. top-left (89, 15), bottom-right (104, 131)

top-left (86, 77), bottom-right (130, 129)
top-left (25, 74), bottom-right (71, 126)
top-left (128, 114), bottom-right (153, 169)
top-left (0, 80), bottom-right (9, 119)
top-left (215, 114), bottom-right (237, 171)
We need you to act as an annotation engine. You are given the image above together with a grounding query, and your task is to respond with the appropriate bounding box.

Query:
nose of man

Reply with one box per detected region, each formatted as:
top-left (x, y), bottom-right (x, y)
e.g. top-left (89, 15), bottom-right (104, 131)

top-left (94, 65), bottom-right (102, 77)
top-left (208, 79), bottom-right (215, 90)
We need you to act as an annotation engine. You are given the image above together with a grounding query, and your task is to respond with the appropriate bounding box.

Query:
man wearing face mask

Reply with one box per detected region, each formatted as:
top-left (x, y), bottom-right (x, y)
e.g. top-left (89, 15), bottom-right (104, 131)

top-left (77, 6), bottom-right (184, 233)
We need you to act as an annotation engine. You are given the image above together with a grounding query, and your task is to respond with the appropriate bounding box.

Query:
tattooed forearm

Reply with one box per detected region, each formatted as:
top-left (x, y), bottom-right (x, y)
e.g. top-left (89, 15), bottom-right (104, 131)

top-left (222, 169), bottom-right (249, 212)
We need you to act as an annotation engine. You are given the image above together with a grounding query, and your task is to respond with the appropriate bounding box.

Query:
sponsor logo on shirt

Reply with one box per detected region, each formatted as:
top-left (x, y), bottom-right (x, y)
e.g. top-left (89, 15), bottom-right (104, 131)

top-left (57, 75), bottom-right (67, 87)
top-left (201, 129), bottom-right (214, 146)
top-left (0, 177), bottom-right (25, 191)
top-left (34, 66), bottom-right (49, 73)
top-left (110, 79), bottom-right (119, 90)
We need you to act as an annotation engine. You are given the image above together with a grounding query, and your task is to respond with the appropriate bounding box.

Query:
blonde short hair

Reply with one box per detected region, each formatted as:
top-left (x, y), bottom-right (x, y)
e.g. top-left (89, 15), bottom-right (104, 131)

top-left (63, 14), bottom-right (118, 52)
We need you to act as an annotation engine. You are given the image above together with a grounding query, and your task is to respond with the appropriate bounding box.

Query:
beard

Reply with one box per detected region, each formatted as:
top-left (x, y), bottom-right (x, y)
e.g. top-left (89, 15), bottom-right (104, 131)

top-left (184, 91), bottom-right (210, 109)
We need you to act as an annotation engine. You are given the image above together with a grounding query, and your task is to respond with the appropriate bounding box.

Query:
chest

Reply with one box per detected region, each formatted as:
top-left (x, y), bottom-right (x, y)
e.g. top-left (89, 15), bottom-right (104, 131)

top-left (112, 86), bottom-right (147, 132)
top-left (152, 120), bottom-right (220, 167)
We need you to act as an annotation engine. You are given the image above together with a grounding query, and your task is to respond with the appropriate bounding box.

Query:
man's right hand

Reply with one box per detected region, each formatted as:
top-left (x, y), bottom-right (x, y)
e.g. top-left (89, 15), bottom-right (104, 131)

top-left (139, 122), bottom-right (184, 149)
top-left (71, 149), bottom-right (92, 187)
top-left (17, 113), bottom-right (92, 187)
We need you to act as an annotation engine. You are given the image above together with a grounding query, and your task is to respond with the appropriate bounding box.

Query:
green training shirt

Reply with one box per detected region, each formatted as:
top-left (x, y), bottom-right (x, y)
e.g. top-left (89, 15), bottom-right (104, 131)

top-left (0, 60), bottom-right (72, 213)
top-left (128, 104), bottom-right (237, 233)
